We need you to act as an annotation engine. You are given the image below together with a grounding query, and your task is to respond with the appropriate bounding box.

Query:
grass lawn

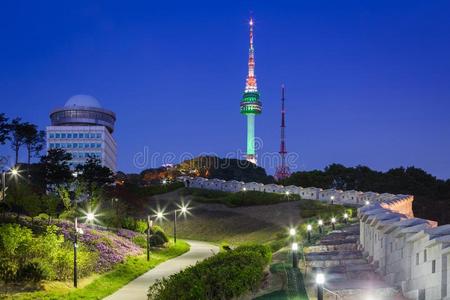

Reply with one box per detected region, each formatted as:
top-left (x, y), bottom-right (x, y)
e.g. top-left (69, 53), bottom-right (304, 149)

top-left (181, 188), bottom-right (301, 207)
top-left (2, 241), bottom-right (190, 300)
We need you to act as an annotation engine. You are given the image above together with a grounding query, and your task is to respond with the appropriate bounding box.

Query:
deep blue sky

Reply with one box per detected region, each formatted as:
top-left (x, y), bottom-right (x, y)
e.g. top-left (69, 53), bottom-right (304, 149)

top-left (1, 0), bottom-right (450, 178)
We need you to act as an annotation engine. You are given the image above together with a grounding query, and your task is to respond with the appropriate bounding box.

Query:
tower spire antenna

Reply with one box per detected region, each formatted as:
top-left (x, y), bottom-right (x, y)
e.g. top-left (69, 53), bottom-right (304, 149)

top-left (240, 15), bottom-right (262, 165)
top-left (275, 84), bottom-right (290, 180)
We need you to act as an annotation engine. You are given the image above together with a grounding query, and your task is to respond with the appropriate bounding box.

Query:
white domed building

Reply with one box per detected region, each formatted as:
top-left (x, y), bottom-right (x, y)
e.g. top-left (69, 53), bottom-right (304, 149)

top-left (46, 95), bottom-right (117, 171)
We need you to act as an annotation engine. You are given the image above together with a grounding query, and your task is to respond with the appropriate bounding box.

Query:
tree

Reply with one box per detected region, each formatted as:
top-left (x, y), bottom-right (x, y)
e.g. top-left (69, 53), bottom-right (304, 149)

top-left (23, 125), bottom-right (45, 166)
top-left (0, 113), bottom-right (10, 145)
top-left (75, 156), bottom-right (114, 191)
top-left (40, 149), bottom-right (73, 190)
top-left (8, 118), bottom-right (30, 165)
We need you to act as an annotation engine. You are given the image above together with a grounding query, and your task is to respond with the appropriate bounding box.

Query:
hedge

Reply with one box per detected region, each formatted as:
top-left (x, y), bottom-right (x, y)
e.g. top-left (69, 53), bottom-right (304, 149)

top-left (148, 244), bottom-right (271, 300)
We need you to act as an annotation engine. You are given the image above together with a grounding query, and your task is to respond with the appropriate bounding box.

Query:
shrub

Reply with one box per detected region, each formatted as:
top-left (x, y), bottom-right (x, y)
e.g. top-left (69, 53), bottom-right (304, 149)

top-left (132, 235), bottom-right (147, 248)
top-left (149, 225), bottom-right (169, 247)
top-left (148, 244), bottom-right (271, 300)
top-left (16, 261), bottom-right (48, 282)
top-left (135, 219), bottom-right (148, 233)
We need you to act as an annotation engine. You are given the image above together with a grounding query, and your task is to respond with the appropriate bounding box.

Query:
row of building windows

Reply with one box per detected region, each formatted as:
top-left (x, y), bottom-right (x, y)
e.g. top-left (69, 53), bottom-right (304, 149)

top-left (415, 250), bottom-right (436, 273)
top-left (49, 143), bottom-right (102, 149)
top-left (70, 152), bottom-right (101, 159)
top-left (48, 133), bottom-right (102, 139)
top-left (51, 110), bottom-right (115, 124)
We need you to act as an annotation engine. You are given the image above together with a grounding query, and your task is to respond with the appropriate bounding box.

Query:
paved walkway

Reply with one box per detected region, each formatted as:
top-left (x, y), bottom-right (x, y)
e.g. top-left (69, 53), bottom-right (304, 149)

top-left (104, 240), bottom-right (219, 300)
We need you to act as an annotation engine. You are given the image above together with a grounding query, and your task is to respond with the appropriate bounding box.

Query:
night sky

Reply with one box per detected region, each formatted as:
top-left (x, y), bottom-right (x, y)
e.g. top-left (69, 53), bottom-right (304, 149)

top-left (1, 1), bottom-right (450, 178)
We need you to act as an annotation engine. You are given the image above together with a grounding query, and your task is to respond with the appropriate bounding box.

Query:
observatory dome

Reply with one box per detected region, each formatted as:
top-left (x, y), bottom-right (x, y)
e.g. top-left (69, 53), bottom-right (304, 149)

top-left (65, 94), bottom-right (102, 108)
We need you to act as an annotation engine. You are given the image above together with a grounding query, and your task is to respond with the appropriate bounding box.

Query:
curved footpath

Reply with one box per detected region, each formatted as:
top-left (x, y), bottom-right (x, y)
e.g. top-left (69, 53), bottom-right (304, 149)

top-left (104, 240), bottom-right (219, 300)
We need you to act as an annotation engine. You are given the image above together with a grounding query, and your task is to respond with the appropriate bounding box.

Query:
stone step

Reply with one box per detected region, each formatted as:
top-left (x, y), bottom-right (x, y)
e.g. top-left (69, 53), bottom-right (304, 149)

top-left (306, 250), bottom-right (363, 260)
top-left (307, 243), bottom-right (358, 252)
top-left (307, 258), bottom-right (369, 268)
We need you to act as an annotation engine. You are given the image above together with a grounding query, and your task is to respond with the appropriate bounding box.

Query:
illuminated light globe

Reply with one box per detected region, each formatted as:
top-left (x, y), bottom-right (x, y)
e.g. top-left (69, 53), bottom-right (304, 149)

top-left (289, 228), bottom-right (296, 236)
top-left (86, 213), bottom-right (95, 221)
top-left (292, 242), bottom-right (298, 251)
top-left (318, 219), bottom-right (323, 226)
top-left (344, 213), bottom-right (349, 219)
top-left (316, 273), bottom-right (325, 285)
top-left (156, 212), bottom-right (164, 219)
top-left (331, 217), bottom-right (336, 223)
top-left (307, 224), bottom-right (312, 231)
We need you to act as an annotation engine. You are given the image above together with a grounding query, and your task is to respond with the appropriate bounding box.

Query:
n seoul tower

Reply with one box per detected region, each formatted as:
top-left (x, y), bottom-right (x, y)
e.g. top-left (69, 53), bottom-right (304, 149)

top-left (240, 17), bottom-right (262, 164)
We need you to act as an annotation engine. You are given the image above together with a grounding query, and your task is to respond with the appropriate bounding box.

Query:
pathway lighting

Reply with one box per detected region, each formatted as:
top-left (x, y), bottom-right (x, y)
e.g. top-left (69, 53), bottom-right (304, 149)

top-left (331, 217), bottom-right (336, 230)
top-left (289, 228), bottom-right (296, 237)
top-left (365, 200), bottom-right (370, 206)
top-left (344, 212), bottom-right (349, 224)
top-left (318, 219), bottom-right (323, 234)
top-left (316, 272), bottom-right (325, 300)
top-left (291, 242), bottom-right (299, 268)
top-left (307, 224), bottom-right (312, 242)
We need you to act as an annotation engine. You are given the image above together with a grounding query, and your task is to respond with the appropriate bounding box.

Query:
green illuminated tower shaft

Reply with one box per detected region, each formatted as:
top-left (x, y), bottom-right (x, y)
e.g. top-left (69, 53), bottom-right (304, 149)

top-left (240, 18), bottom-right (262, 164)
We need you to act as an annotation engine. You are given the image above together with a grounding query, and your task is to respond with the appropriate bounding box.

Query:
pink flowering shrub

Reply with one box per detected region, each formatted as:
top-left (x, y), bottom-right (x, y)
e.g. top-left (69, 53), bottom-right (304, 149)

top-left (57, 220), bottom-right (143, 272)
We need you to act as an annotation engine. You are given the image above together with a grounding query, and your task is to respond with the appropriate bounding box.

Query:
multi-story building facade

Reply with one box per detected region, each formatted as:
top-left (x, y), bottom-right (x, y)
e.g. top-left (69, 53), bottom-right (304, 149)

top-left (46, 95), bottom-right (117, 171)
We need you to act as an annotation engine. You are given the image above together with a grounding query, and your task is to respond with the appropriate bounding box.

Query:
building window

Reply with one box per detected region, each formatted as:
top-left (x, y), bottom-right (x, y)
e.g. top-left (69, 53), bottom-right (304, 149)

top-left (79, 133), bottom-right (84, 138)
top-left (67, 133), bottom-right (72, 138)
top-left (90, 143), bottom-right (95, 148)
top-left (424, 249), bottom-right (427, 262)
top-left (55, 143), bottom-right (60, 148)
top-left (79, 143), bottom-right (83, 148)
top-left (84, 143), bottom-right (89, 148)
top-left (90, 133), bottom-right (95, 138)
top-left (73, 143), bottom-right (78, 148)
top-left (73, 133), bottom-right (78, 138)
top-left (67, 143), bottom-right (72, 148)
top-left (49, 143), bottom-right (55, 149)
top-left (49, 133), bottom-right (55, 138)
top-left (96, 133), bottom-right (101, 138)
top-left (55, 133), bottom-right (60, 138)
top-left (61, 133), bottom-right (66, 138)
top-left (416, 253), bottom-right (420, 265)
top-left (96, 143), bottom-right (101, 148)
top-left (432, 260), bottom-right (436, 273)
top-left (390, 242), bottom-right (393, 253)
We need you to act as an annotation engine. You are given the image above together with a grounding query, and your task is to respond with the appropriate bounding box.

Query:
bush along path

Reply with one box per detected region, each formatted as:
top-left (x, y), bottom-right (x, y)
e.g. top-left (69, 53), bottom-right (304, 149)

top-left (147, 244), bottom-right (272, 300)
top-left (105, 240), bottom-right (219, 300)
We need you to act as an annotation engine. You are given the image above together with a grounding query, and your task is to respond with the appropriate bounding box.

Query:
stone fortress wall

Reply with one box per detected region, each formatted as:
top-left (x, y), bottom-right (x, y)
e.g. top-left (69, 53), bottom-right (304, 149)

top-left (180, 176), bottom-right (450, 300)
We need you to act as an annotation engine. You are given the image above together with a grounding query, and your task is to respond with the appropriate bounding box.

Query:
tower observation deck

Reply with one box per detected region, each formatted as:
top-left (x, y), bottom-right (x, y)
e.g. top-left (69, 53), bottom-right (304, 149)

top-left (240, 18), bottom-right (262, 164)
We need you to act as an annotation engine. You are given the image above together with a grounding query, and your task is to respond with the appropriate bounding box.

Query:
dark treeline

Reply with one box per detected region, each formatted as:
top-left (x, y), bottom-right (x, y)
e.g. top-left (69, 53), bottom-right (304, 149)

top-left (281, 164), bottom-right (450, 225)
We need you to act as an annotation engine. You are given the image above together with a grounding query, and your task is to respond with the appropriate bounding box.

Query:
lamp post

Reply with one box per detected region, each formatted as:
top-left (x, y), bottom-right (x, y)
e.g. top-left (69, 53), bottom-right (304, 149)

top-left (365, 200), bottom-right (370, 206)
top-left (292, 242), bottom-right (298, 268)
top-left (343, 212), bottom-right (349, 224)
top-left (73, 213), bottom-right (94, 288)
top-left (331, 217), bottom-right (336, 230)
top-left (147, 215), bottom-right (153, 261)
top-left (330, 195), bottom-right (335, 204)
top-left (316, 272), bottom-right (325, 300)
top-left (155, 204), bottom-right (189, 245)
top-left (307, 224), bottom-right (312, 243)
top-left (1, 167), bottom-right (19, 201)
top-left (289, 228), bottom-right (296, 239)
top-left (318, 219), bottom-right (323, 234)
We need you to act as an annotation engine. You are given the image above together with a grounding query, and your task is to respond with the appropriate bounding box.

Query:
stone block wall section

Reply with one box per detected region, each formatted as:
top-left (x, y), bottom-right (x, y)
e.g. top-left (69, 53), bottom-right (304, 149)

top-left (359, 199), bottom-right (450, 300)
top-left (178, 176), bottom-right (406, 207)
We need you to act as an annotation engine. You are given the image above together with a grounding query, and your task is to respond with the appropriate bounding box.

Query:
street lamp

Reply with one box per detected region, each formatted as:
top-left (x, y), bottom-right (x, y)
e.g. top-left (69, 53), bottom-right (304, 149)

top-left (146, 215), bottom-right (153, 261)
top-left (173, 204), bottom-right (189, 244)
top-left (289, 228), bottom-right (296, 237)
top-left (316, 272), bottom-right (325, 300)
top-left (292, 242), bottom-right (298, 268)
top-left (1, 167), bottom-right (20, 202)
top-left (331, 217), bottom-right (336, 230)
top-left (365, 200), bottom-right (370, 206)
top-left (73, 212), bottom-right (96, 288)
top-left (243, 187), bottom-right (247, 192)
top-left (318, 219), bottom-right (323, 234)
top-left (330, 195), bottom-right (335, 204)
top-left (307, 224), bottom-right (312, 243)
top-left (343, 212), bottom-right (349, 224)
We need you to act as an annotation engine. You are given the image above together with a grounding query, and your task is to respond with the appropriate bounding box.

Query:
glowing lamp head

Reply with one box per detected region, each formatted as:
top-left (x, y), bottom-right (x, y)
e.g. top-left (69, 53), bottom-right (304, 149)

top-left (156, 211), bottom-right (164, 219)
top-left (162, 179), bottom-right (167, 185)
top-left (331, 217), bottom-right (336, 223)
top-left (285, 191), bottom-right (290, 195)
top-left (344, 213), bottom-right (349, 219)
top-left (249, 19), bottom-right (253, 26)
top-left (316, 273), bottom-right (325, 285)
top-left (289, 228), bottom-right (296, 236)
top-left (86, 213), bottom-right (95, 221)
top-left (181, 206), bottom-right (188, 214)
top-left (291, 242), bottom-right (298, 251)
top-left (330, 196), bottom-right (335, 200)
top-left (318, 219), bottom-right (323, 226)
top-left (10, 168), bottom-right (19, 176)
top-left (365, 200), bottom-right (370, 206)
top-left (307, 224), bottom-right (312, 231)
top-left (243, 187), bottom-right (247, 191)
